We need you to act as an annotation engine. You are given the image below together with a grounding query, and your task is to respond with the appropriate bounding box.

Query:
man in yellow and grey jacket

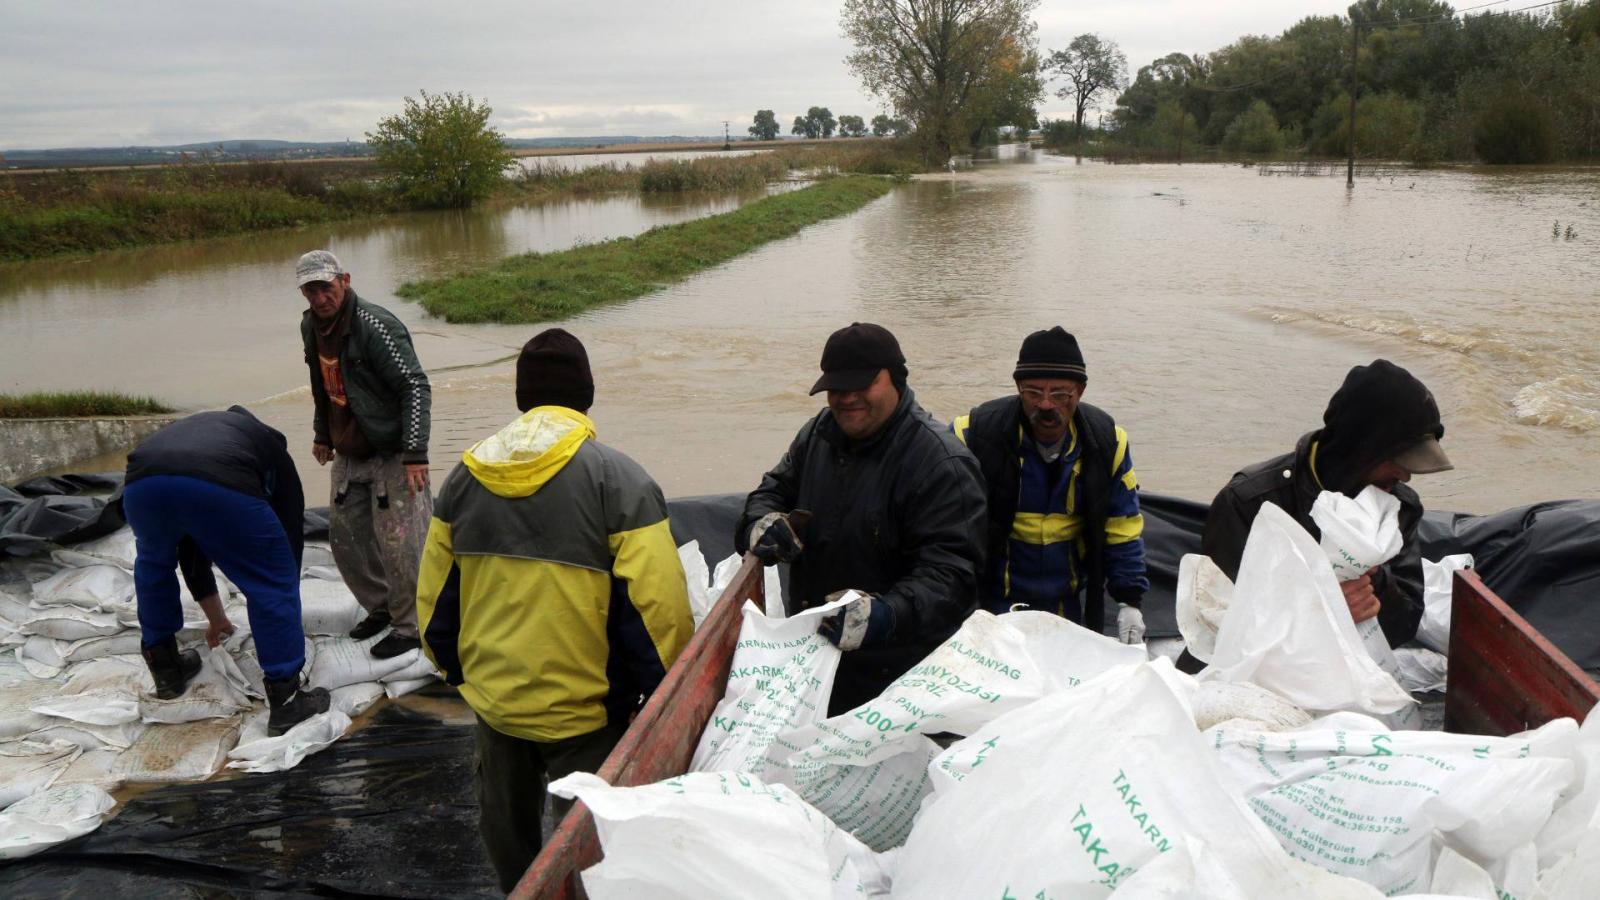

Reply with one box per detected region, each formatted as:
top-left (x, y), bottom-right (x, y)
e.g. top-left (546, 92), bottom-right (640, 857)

top-left (415, 328), bottom-right (692, 892)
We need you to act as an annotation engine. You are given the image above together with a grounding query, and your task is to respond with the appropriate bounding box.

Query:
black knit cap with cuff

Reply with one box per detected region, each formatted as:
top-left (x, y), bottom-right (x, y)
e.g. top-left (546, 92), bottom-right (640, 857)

top-left (516, 328), bottom-right (595, 413)
top-left (1013, 326), bottom-right (1087, 384)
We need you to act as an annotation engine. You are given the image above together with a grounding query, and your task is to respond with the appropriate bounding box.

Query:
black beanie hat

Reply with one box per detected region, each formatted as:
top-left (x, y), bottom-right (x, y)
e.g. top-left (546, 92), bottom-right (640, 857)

top-left (516, 328), bottom-right (594, 413)
top-left (1316, 359), bottom-right (1447, 494)
top-left (1013, 326), bottom-right (1087, 383)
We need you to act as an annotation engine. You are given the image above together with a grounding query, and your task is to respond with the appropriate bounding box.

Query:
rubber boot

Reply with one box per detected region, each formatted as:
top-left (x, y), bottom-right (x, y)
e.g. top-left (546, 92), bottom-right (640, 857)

top-left (141, 636), bottom-right (202, 700)
top-left (265, 676), bottom-right (331, 736)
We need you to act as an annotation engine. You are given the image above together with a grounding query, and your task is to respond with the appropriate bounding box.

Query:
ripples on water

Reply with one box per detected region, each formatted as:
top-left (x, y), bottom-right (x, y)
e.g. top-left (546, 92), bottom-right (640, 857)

top-left (4, 148), bottom-right (1598, 511)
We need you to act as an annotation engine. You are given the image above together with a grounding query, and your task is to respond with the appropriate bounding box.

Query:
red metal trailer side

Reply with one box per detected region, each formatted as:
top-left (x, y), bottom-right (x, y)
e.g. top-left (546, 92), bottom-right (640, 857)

top-left (1444, 568), bottom-right (1600, 734)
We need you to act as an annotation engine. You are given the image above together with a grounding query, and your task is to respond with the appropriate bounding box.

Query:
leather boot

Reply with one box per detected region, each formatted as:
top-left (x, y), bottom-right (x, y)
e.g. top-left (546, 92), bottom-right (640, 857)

top-left (141, 636), bottom-right (201, 700)
top-left (349, 609), bottom-right (392, 641)
top-left (265, 676), bottom-right (331, 736)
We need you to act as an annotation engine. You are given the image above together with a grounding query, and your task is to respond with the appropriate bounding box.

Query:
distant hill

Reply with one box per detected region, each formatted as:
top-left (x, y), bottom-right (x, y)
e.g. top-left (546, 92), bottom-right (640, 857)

top-left (2, 135), bottom-right (732, 170)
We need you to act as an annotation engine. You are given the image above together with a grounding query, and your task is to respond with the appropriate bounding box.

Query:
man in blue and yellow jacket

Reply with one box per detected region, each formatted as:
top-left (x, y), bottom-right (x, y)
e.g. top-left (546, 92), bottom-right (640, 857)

top-left (415, 329), bottom-right (692, 892)
top-left (953, 327), bottom-right (1150, 643)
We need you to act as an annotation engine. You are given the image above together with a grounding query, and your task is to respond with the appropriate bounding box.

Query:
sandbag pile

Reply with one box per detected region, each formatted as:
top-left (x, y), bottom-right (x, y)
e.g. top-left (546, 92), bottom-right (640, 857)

top-left (555, 501), bottom-right (1598, 900)
top-left (0, 526), bottom-right (440, 858)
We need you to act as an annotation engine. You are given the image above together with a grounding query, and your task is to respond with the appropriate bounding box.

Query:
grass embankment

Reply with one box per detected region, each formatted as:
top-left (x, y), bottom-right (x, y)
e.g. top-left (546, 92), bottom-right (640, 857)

top-left (0, 392), bottom-right (175, 418)
top-left (397, 175), bottom-right (895, 324)
top-left (0, 160), bottom-right (392, 261)
top-left (0, 142), bottom-right (923, 262)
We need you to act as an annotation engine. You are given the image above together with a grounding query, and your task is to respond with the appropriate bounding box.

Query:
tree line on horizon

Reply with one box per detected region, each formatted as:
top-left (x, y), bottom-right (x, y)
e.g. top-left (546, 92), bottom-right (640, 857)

top-left (747, 108), bottom-right (911, 140)
top-left (1083, 0), bottom-right (1600, 163)
top-left (831, 0), bottom-right (1600, 165)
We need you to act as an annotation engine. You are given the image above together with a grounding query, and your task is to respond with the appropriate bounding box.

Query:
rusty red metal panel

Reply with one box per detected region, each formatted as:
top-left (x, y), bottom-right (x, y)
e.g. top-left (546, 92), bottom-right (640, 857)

top-left (511, 554), bottom-right (767, 899)
top-left (1444, 569), bottom-right (1600, 737)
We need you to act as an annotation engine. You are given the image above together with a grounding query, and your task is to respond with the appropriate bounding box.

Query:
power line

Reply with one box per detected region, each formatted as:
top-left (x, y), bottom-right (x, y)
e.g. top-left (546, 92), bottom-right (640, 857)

top-left (1360, 0), bottom-right (1569, 31)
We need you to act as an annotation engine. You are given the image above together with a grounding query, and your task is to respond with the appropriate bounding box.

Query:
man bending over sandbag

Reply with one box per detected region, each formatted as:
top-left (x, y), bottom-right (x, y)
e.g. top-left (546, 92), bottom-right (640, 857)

top-left (121, 406), bottom-right (330, 734)
top-left (736, 323), bottom-right (988, 715)
top-left (415, 329), bottom-right (693, 893)
top-left (1201, 360), bottom-right (1453, 651)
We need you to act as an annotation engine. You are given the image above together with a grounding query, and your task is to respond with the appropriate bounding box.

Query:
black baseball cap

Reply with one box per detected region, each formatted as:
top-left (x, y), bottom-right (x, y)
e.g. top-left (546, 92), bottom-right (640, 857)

top-left (809, 322), bottom-right (905, 395)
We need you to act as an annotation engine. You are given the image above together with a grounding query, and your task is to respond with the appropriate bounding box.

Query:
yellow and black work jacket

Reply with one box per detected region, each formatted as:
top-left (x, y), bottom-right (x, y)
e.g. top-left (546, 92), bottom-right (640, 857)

top-left (953, 396), bottom-right (1147, 634)
top-left (416, 407), bottom-right (692, 743)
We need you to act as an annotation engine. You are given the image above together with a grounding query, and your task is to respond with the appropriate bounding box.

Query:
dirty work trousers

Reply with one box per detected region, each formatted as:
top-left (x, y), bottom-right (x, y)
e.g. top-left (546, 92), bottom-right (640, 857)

top-left (329, 454), bottom-right (431, 639)
top-left (122, 475), bottom-right (305, 681)
top-left (474, 715), bottom-right (624, 893)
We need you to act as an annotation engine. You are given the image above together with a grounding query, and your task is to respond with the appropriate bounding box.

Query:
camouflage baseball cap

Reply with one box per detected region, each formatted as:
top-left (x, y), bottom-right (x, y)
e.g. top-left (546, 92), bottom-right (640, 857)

top-left (296, 250), bottom-right (344, 286)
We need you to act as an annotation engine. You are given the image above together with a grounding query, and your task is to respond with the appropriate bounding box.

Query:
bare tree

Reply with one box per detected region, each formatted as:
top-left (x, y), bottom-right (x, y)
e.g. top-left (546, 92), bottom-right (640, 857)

top-left (1046, 34), bottom-right (1128, 151)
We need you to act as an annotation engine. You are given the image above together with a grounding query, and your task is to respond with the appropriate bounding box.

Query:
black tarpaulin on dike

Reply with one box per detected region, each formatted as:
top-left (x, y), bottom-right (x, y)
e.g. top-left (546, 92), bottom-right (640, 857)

top-left (3, 485), bottom-right (1599, 894)
top-left (5, 481), bottom-right (1600, 664)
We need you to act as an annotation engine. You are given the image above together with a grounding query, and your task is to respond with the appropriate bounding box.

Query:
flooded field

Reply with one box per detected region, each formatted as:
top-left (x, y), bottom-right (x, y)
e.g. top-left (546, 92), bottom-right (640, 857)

top-left (4, 147), bottom-right (1598, 513)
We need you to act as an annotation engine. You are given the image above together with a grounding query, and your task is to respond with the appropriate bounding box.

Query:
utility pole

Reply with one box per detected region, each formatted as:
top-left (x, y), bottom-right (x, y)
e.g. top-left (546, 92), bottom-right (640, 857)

top-left (1176, 83), bottom-right (1185, 165)
top-left (723, 121), bottom-right (730, 151)
top-left (1347, 21), bottom-right (1359, 188)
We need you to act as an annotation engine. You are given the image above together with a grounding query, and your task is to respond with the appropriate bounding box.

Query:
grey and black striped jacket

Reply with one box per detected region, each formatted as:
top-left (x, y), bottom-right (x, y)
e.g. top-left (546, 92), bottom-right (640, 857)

top-left (301, 292), bottom-right (432, 464)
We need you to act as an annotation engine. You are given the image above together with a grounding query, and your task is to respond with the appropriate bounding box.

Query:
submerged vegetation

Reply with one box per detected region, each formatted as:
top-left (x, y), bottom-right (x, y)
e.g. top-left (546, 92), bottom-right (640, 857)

top-left (0, 142), bottom-right (921, 262)
top-left (396, 176), bottom-right (895, 324)
top-left (0, 391), bottom-right (175, 418)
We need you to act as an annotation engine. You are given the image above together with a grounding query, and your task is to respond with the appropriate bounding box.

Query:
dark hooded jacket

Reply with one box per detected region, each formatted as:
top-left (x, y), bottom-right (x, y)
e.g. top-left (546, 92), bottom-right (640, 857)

top-left (736, 387), bottom-right (987, 713)
top-left (1201, 360), bottom-right (1442, 647)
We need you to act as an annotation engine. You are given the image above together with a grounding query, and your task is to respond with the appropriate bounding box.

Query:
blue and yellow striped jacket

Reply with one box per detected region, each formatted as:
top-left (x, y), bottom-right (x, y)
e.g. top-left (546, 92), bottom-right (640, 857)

top-left (953, 396), bottom-right (1148, 628)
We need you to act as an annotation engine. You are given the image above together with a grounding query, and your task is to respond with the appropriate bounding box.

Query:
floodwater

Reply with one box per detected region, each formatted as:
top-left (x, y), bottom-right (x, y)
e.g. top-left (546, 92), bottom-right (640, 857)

top-left (3, 145), bottom-right (1598, 514)
top-left (515, 147), bottom-right (763, 172)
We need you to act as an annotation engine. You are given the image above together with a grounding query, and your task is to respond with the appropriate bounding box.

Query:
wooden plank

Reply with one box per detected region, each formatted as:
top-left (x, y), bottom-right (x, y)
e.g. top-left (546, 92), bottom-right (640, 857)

top-left (1444, 569), bottom-right (1600, 736)
top-left (511, 554), bottom-right (767, 899)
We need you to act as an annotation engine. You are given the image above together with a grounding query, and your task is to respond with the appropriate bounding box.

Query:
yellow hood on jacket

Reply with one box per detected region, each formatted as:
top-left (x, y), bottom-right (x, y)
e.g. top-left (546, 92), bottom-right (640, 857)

top-left (463, 406), bottom-right (596, 498)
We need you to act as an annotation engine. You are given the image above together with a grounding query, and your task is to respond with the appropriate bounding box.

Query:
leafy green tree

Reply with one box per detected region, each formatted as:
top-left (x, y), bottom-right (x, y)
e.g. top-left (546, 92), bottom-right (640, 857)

top-left (839, 115), bottom-right (868, 137)
top-left (966, 45), bottom-right (1046, 148)
top-left (749, 109), bottom-right (780, 141)
top-left (871, 114), bottom-right (893, 137)
top-left (1221, 100), bottom-right (1286, 153)
top-left (1474, 91), bottom-right (1556, 163)
top-left (841, 0), bottom-right (1040, 164)
top-left (792, 115), bottom-right (815, 138)
top-left (808, 107), bottom-right (839, 138)
top-left (367, 90), bottom-right (511, 209)
top-left (1046, 34), bottom-right (1128, 150)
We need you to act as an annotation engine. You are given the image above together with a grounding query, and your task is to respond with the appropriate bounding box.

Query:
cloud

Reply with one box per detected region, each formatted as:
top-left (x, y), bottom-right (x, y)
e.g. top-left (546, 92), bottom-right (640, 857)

top-left (2, 0), bottom-right (1343, 148)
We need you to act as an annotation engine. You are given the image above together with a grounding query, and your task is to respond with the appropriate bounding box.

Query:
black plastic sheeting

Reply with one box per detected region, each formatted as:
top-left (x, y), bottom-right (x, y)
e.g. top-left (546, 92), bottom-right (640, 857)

top-left (2, 479), bottom-right (1598, 891)
top-left (7, 477), bottom-right (1600, 666)
top-left (0, 692), bottom-right (500, 899)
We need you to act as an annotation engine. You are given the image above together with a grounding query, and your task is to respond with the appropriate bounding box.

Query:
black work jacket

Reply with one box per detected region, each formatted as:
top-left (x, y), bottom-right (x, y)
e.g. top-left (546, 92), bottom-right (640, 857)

top-left (961, 396), bottom-right (1122, 634)
top-left (124, 406), bottom-right (305, 599)
top-left (1200, 431), bottom-right (1425, 647)
top-left (736, 388), bottom-right (987, 701)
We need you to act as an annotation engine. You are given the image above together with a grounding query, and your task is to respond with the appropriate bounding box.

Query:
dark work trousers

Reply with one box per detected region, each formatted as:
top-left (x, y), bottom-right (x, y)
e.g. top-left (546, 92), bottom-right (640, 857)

top-left (474, 715), bottom-right (624, 893)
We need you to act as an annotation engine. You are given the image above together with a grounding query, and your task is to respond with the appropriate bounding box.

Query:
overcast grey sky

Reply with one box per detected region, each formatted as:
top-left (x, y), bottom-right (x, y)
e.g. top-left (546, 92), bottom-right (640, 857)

top-left (2, 0), bottom-right (1348, 149)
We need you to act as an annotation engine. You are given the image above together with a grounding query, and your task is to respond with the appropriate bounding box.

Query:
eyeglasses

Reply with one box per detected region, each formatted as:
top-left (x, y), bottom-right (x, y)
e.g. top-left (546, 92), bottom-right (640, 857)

top-left (1019, 387), bottom-right (1080, 405)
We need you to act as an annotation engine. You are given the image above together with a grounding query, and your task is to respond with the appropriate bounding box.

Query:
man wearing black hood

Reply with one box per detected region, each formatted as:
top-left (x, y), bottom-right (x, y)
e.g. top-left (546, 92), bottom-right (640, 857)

top-left (736, 323), bottom-right (988, 715)
top-left (1201, 360), bottom-right (1453, 648)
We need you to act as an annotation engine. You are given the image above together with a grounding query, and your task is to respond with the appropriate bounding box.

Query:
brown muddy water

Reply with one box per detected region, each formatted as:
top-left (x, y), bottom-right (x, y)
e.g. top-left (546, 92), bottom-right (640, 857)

top-left (3, 146), bottom-right (1598, 514)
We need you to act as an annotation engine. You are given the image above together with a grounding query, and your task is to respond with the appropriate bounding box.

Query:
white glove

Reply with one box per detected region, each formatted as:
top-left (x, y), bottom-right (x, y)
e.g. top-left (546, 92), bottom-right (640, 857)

top-left (1117, 603), bottom-right (1146, 645)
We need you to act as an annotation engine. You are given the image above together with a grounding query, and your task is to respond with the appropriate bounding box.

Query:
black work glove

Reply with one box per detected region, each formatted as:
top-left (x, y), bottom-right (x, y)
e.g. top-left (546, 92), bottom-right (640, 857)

top-left (748, 512), bottom-right (804, 565)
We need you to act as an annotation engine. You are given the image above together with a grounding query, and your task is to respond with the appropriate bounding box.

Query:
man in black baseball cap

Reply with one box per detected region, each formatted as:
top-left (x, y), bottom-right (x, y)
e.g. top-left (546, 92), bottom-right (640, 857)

top-left (953, 327), bottom-right (1150, 644)
top-left (737, 322), bottom-right (986, 714)
top-left (1201, 359), bottom-right (1452, 655)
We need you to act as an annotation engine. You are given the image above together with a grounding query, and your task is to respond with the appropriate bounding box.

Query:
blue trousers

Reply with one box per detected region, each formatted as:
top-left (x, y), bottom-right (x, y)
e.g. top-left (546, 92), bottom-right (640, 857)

top-left (122, 475), bottom-right (305, 682)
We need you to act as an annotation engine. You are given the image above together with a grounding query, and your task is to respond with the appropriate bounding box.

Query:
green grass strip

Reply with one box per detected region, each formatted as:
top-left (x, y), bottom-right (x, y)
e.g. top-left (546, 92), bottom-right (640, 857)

top-left (0, 391), bottom-right (175, 418)
top-left (396, 176), bottom-right (895, 324)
